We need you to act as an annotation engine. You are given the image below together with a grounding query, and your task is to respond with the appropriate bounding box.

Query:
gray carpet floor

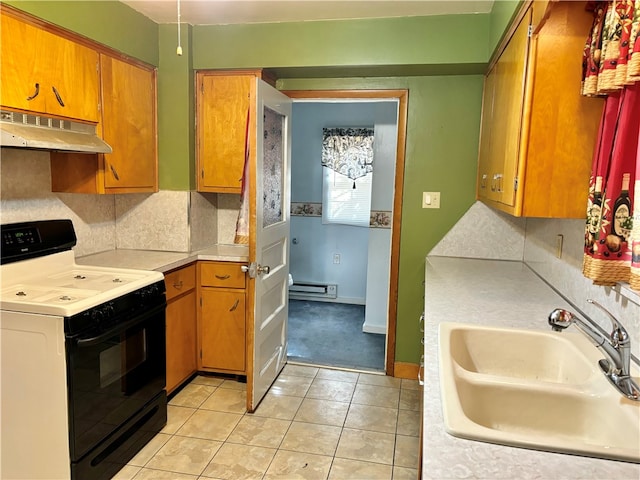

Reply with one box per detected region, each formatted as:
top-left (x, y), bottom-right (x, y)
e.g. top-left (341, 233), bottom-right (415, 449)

top-left (287, 299), bottom-right (386, 372)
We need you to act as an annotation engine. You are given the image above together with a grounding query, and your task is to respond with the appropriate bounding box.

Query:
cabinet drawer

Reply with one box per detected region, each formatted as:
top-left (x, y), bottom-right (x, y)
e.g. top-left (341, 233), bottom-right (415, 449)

top-left (165, 264), bottom-right (196, 301)
top-left (200, 262), bottom-right (246, 288)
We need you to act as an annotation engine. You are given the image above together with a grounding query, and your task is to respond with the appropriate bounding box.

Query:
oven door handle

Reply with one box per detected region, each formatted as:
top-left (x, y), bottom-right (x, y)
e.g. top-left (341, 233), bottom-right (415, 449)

top-left (73, 303), bottom-right (166, 347)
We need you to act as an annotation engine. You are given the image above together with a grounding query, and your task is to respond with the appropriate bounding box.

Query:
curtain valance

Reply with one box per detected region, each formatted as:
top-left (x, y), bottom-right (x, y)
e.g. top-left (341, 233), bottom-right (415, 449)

top-left (321, 128), bottom-right (374, 185)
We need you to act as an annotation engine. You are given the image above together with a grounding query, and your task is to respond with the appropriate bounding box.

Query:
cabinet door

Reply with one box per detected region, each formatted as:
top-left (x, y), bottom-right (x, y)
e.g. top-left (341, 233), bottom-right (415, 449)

top-left (0, 12), bottom-right (99, 122)
top-left (197, 74), bottom-right (252, 193)
top-left (521, 0), bottom-right (603, 218)
top-left (477, 66), bottom-right (497, 201)
top-left (491, 10), bottom-right (531, 207)
top-left (200, 289), bottom-right (246, 372)
top-left (166, 290), bottom-right (197, 394)
top-left (101, 55), bottom-right (158, 192)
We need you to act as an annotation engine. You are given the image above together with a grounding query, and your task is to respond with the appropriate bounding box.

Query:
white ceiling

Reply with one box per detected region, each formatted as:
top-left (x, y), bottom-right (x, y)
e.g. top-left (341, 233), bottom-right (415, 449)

top-left (119, 0), bottom-right (494, 26)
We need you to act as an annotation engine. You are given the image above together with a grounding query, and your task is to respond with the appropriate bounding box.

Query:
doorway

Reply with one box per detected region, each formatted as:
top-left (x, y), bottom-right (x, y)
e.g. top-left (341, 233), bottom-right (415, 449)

top-left (283, 90), bottom-right (408, 376)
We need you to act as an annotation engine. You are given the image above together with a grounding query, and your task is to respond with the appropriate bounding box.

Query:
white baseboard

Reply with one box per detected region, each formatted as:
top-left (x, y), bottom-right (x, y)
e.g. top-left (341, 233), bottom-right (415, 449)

top-left (362, 322), bottom-right (386, 335)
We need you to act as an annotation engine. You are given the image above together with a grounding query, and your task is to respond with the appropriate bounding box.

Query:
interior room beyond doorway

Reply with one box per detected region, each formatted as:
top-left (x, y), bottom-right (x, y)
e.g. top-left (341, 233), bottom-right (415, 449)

top-left (287, 98), bottom-right (399, 373)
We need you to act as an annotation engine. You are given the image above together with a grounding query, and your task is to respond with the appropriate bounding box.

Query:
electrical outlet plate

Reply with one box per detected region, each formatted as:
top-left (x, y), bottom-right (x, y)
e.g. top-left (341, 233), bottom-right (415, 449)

top-left (422, 192), bottom-right (441, 209)
top-left (556, 234), bottom-right (563, 259)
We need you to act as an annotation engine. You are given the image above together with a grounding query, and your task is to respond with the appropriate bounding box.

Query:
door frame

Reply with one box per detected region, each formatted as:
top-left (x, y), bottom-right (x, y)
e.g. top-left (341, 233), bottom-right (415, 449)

top-left (282, 89), bottom-right (408, 376)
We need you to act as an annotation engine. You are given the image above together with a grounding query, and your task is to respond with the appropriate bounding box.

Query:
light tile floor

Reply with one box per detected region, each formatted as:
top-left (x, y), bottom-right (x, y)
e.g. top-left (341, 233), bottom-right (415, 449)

top-left (113, 364), bottom-right (422, 480)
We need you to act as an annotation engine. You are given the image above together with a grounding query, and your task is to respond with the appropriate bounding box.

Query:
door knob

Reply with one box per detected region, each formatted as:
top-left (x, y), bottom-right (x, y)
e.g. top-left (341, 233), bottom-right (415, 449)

top-left (257, 265), bottom-right (271, 275)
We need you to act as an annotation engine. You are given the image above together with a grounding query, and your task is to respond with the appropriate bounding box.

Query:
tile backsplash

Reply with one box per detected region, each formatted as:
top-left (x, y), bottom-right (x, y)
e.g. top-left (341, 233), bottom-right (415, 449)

top-left (430, 200), bottom-right (639, 360)
top-left (0, 148), bottom-right (224, 255)
top-left (0, 149), bottom-right (116, 256)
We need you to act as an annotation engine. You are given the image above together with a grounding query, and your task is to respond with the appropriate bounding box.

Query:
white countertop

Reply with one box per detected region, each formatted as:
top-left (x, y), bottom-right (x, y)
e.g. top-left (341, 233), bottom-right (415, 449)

top-left (76, 245), bottom-right (249, 273)
top-left (422, 256), bottom-right (640, 479)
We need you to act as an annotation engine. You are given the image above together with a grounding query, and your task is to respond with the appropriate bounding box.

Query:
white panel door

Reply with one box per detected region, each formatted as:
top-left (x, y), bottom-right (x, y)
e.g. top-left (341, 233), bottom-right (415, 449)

top-left (250, 79), bottom-right (292, 411)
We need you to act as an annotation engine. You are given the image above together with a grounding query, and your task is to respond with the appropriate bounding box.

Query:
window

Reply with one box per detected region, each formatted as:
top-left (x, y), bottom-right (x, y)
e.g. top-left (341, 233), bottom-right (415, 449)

top-left (321, 127), bottom-right (374, 227)
top-left (322, 168), bottom-right (372, 227)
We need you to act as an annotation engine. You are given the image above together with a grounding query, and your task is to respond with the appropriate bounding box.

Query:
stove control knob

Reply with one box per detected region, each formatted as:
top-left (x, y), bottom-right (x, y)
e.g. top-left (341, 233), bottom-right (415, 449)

top-left (105, 302), bottom-right (115, 317)
top-left (91, 303), bottom-right (115, 328)
top-left (91, 308), bottom-right (106, 325)
top-left (140, 283), bottom-right (159, 299)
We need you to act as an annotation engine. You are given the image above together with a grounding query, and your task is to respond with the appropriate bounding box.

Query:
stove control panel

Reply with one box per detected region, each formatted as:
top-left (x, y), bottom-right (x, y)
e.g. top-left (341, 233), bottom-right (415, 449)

top-left (1, 219), bottom-right (76, 265)
top-left (65, 280), bottom-right (166, 336)
top-left (3, 227), bottom-right (39, 247)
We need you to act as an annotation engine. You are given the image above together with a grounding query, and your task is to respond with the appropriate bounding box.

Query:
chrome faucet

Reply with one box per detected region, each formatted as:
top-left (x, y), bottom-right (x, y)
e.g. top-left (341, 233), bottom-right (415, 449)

top-left (548, 299), bottom-right (639, 401)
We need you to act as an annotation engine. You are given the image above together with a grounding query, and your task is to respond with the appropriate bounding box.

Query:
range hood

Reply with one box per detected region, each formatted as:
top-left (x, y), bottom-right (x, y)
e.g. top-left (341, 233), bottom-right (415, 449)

top-left (0, 110), bottom-right (112, 154)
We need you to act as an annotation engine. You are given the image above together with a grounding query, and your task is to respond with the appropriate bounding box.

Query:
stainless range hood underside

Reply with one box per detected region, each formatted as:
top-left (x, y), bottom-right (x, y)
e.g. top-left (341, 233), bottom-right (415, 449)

top-left (0, 110), bottom-right (112, 154)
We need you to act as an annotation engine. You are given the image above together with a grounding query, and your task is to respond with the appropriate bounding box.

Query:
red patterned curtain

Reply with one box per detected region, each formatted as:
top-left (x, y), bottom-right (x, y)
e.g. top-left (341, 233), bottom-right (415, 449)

top-left (582, 0), bottom-right (640, 291)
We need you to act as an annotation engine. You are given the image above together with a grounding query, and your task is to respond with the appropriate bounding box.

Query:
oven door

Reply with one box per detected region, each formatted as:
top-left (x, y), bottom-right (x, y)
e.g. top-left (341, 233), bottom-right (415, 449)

top-left (66, 302), bottom-right (166, 461)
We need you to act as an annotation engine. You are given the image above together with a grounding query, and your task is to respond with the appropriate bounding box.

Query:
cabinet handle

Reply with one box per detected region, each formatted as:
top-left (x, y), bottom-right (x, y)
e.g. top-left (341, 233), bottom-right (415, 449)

top-left (229, 299), bottom-right (240, 312)
top-left (26, 83), bottom-right (40, 101)
top-left (52, 86), bottom-right (65, 107)
top-left (215, 274), bottom-right (231, 280)
top-left (481, 174), bottom-right (487, 189)
top-left (173, 280), bottom-right (183, 289)
top-left (110, 164), bottom-right (120, 181)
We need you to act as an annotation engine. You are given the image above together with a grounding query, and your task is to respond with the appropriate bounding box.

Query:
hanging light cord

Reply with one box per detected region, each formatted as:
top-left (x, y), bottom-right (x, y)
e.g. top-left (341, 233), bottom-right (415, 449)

top-left (176, 0), bottom-right (183, 56)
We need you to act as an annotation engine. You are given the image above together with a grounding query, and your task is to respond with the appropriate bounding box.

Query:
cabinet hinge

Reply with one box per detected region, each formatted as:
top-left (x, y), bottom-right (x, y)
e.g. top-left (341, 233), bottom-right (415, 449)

top-left (528, 25), bottom-right (534, 37)
top-left (514, 178), bottom-right (519, 192)
top-left (201, 169), bottom-right (205, 179)
top-left (200, 349), bottom-right (202, 359)
top-left (200, 297), bottom-right (202, 307)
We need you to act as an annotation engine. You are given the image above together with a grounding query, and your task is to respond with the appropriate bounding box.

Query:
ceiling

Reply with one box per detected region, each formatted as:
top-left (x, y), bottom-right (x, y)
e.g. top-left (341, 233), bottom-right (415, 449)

top-left (119, 0), bottom-right (494, 26)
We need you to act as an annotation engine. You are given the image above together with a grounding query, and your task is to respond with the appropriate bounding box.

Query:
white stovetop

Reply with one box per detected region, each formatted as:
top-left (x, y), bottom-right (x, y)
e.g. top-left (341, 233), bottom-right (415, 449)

top-left (0, 250), bottom-right (163, 317)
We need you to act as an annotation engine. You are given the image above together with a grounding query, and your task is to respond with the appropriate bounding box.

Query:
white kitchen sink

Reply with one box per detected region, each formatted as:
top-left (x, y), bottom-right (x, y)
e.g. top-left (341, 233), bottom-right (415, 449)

top-left (439, 322), bottom-right (640, 463)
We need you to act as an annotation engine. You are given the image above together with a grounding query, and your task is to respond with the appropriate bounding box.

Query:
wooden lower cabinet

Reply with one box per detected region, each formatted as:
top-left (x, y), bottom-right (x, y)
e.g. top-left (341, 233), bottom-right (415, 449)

top-left (165, 264), bottom-right (197, 394)
top-left (200, 289), bottom-right (246, 372)
top-left (197, 261), bottom-right (247, 374)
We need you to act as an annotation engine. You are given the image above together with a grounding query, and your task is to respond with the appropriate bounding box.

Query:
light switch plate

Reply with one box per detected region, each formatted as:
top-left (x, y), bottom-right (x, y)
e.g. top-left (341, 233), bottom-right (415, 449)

top-left (422, 192), bottom-right (441, 209)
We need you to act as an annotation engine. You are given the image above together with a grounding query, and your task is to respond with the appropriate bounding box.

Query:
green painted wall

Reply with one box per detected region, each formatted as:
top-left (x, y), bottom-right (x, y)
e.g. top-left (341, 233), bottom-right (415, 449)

top-left (278, 76), bottom-right (483, 364)
top-left (158, 24), bottom-right (195, 190)
top-left (489, 0), bottom-right (522, 57)
top-left (192, 15), bottom-right (489, 71)
top-left (3, 1), bottom-right (159, 65)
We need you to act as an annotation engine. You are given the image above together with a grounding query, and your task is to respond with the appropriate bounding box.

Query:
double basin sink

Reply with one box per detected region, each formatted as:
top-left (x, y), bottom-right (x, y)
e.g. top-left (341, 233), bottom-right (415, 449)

top-left (438, 322), bottom-right (640, 463)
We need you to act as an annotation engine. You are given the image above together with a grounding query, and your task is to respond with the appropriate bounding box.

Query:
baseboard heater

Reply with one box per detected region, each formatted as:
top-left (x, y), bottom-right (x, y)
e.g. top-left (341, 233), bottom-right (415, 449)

top-left (289, 282), bottom-right (338, 300)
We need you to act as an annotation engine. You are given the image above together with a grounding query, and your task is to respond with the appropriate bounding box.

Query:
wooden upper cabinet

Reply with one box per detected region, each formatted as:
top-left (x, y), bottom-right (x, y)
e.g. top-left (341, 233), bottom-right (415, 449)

top-left (196, 72), bottom-right (253, 194)
top-left (0, 11), bottom-right (99, 122)
top-left (51, 55), bottom-right (158, 194)
top-left (477, 8), bottom-right (532, 208)
top-left (100, 55), bottom-right (158, 192)
top-left (477, 0), bottom-right (603, 218)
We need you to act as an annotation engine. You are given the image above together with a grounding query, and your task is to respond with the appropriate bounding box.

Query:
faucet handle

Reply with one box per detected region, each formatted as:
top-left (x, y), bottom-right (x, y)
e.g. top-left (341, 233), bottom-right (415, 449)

top-left (587, 299), bottom-right (629, 346)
